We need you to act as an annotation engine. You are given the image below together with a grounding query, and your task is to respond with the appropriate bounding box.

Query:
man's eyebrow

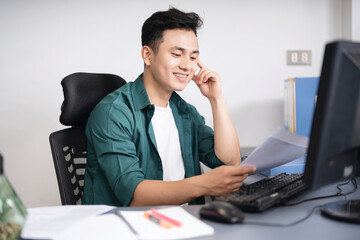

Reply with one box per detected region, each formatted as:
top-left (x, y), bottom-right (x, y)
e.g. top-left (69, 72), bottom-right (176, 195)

top-left (171, 46), bottom-right (199, 54)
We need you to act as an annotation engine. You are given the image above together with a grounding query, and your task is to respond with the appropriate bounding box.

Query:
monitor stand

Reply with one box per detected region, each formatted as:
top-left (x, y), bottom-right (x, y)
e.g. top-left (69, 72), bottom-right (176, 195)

top-left (321, 199), bottom-right (360, 224)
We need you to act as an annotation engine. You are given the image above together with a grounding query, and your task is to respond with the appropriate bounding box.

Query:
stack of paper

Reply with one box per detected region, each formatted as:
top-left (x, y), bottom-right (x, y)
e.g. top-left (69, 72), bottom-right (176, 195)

top-left (22, 205), bottom-right (214, 240)
top-left (119, 206), bottom-right (214, 240)
top-left (21, 205), bottom-right (115, 239)
top-left (54, 214), bottom-right (137, 240)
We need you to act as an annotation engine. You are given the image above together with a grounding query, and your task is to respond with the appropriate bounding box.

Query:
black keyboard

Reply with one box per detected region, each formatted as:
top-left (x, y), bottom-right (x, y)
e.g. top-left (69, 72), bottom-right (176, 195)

top-left (215, 173), bottom-right (307, 212)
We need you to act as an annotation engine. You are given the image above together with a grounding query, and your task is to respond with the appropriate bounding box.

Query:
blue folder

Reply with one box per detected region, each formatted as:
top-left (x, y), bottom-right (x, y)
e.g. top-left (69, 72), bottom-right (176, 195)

top-left (264, 77), bottom-right (319, 176)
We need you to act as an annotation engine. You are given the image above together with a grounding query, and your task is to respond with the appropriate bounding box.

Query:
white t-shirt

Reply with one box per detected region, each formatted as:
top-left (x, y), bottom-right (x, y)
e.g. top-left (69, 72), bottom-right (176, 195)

top-left (151, 104), bottom-right (185, 181)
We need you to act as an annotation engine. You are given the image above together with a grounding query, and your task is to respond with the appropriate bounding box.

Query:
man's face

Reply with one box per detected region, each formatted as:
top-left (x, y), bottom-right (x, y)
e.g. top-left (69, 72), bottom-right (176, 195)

top-left (147, 29), bottom-right (199, 93)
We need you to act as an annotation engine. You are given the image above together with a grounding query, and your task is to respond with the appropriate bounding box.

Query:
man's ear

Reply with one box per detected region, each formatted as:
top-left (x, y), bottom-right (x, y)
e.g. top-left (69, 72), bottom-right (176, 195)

top-left (141, 46), bottom-right (153, 66)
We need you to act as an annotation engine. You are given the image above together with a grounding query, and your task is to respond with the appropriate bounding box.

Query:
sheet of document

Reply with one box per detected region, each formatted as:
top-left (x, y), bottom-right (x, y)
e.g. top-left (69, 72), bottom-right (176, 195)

top-left (119, 206), bottom-right (214, 240)
top-left (54, 214), bottom-right (137, 240)
top-left (240, 126), bottom-right (309, 173)
top-left (21, 205), bottom-right (115, 239)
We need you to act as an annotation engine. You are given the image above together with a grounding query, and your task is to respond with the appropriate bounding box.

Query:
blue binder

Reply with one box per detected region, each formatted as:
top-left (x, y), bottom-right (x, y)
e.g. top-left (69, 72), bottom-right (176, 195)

top-left (264, 77), bottom-right (319, 176)
top-left (294, 77), bottom-right (319, 137)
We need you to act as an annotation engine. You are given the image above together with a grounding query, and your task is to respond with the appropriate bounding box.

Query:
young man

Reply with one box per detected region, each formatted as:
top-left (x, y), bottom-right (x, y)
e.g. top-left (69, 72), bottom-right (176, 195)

top-left (82, 8), bottom-right (256, 206)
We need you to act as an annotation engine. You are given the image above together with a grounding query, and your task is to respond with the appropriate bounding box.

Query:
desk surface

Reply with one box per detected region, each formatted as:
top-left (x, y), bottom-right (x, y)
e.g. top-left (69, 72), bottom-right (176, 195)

top-left (22, 177), bottom-right (360, 240)
top-left (182, 178), bottom-right (360, 240)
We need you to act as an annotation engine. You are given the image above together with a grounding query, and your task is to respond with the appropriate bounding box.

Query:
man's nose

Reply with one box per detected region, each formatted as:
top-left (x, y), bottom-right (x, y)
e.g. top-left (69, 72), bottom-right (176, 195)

top-left (179, 57), bottom-right (191, 70)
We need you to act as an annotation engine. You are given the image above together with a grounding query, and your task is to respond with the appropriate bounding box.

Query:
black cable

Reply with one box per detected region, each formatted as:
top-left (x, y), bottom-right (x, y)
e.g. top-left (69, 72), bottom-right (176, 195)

top-left (283, 178), bottom-right (358, 206)
top-left (343, 178), bottom-right (358, 197)
top-left (243, 205), bottom-right (322, 227)
top-left (284, 192), bottom-right (342, 206)
top-left (242, 178), bottom-right (358, 227)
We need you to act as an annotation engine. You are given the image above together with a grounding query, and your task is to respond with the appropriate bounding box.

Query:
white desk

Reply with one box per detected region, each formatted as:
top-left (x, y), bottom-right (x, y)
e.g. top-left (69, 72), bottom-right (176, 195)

top-left (22, 178), bottom-right (359, 240)
top-left (184, 178), bottom-right (360, 240)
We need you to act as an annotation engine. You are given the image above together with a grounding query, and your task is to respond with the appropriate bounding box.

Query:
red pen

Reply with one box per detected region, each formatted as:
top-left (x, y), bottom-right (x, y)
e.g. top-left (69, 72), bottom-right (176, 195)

top-left (150, 208), bottom-right (183, 227)
top-left (144, 211), bottom-right (173, 229)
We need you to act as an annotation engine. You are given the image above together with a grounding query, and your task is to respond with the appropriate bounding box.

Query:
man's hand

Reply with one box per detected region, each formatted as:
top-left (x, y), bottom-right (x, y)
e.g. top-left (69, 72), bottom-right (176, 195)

top-left (193, 60), bottom-right (222, 100)
top-left (198, 165), bottom-right (256, 196)
top-left (130, 165), bottom-right (256, 206)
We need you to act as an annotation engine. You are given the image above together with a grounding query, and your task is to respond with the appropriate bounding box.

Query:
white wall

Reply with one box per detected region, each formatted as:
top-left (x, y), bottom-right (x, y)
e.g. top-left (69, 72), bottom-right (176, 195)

top-left (0, 0), bottom-right (353, 207)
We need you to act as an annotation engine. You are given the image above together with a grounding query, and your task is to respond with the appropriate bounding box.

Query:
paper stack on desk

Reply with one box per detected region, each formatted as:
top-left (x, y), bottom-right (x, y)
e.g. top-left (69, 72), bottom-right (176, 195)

top-left (21, 205), bottom-right (115, 239)
top-left (119, 206), bottom-right (214, 240)
top-left (55, 214), bottom-right (138, 240)
top-left (240, 126), bottom-right (309, 173)
top-left (35, 206), bottom-right (214, 240)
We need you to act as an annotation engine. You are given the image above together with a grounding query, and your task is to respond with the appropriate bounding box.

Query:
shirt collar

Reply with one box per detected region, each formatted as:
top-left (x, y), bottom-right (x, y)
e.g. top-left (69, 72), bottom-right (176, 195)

top-left (131, 73), bottom-right (188, 112)
top-left (131, 74), bottom-right (152, 111)
top-left (170, 91), bottom-right (188, 113)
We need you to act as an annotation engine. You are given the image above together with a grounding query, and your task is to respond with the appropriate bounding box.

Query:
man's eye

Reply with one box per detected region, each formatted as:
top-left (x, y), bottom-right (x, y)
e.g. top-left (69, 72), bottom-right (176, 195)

top-left (172, 53), bottom-right (181, 57)
top-left (190, 57), bottom-right (197, 60)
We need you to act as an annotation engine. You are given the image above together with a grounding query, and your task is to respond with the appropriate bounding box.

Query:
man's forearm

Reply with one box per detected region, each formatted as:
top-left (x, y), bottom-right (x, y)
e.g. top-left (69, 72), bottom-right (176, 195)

top-left (129, 177), bottom-right (204, 206)
top-left (130, 165), bottom-right (255, 206)
top-left (209, 96), bottom-right (241, 166)
top-left (193, 60), bottom-right (241, 166)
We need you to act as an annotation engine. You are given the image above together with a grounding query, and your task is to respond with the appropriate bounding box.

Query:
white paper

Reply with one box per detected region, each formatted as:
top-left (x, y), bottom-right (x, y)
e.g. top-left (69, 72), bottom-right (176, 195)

top-left (119, 206), bottom-right (214, 240)
top-left (240, 126), bottom-right (309, 173)
top-left (21, 205), bottom-right (115, 239)
top-left (54, 214), bottom-right (137, 240)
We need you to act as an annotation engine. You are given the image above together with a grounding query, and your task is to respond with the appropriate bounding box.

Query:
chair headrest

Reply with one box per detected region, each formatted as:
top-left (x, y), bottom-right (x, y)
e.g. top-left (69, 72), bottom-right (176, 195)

top-left (59, 72), bottom-right (126, 126)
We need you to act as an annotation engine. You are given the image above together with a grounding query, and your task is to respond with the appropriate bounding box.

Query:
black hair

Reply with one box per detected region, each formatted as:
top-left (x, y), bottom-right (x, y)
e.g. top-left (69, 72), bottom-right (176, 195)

top-left (141, 7), bottom-right (203, 52)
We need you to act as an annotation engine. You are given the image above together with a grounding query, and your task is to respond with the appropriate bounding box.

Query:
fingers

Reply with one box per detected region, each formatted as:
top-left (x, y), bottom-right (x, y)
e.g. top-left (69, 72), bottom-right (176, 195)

top-left (221, 166), bottom-right (256, 193)
top-left (220, 166), bottom-right (248, 184)
top-left (204, 166), bottom-right (253, 196)
top-left (237, 165), bottom-right (257, 175)
top-left (194, 69), bottom-right (219, 85)
top-left (193, 59), bottom-right (219, 85)
top-left (224, 165), bottom-right (256, 176)
top-left (197, 59), bottom-right (206, 69)
top-left (224, 177), bottom-right (245, 194)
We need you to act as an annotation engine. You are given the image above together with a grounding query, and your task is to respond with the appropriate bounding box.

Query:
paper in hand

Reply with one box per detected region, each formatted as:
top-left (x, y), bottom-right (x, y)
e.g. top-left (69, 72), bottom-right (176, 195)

top-left (240, 126), bottom-right (309, 173)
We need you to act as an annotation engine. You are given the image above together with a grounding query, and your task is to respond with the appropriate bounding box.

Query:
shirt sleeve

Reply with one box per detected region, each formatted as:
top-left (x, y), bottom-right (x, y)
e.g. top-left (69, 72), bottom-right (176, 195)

top-left (86, 102), bottom-right (144, 206)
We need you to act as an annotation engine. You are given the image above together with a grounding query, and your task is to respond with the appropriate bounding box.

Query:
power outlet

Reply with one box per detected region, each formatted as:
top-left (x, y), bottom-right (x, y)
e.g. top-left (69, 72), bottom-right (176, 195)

top-left (286, 50), bottom-right (312, 65)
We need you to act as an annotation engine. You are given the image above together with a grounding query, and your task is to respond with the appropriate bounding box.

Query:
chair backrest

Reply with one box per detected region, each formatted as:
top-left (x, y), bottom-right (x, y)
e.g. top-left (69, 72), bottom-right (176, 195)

top-left (49, 72), bottom-right (126, 205)
top-left (49, 127), bottom-right (87, 205)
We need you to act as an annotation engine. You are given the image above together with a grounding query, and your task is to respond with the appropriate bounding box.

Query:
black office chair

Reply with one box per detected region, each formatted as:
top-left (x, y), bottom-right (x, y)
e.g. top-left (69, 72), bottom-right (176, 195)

top-left (49, 72), bottom-right (126, 205)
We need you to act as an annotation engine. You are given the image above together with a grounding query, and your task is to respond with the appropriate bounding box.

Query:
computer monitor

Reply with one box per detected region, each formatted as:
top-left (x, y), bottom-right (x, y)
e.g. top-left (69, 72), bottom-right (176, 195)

top-left (303, 40), bottom-right (360, 223)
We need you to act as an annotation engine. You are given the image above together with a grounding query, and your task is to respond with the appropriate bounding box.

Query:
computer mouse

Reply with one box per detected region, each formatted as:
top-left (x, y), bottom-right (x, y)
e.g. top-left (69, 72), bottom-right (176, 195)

top-left (199, 201), bottom-right (245, 224)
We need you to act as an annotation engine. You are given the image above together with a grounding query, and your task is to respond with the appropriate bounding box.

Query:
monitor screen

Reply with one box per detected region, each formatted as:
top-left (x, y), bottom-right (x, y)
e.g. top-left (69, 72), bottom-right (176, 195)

top-left (304, 41), bottom-right (360, 189)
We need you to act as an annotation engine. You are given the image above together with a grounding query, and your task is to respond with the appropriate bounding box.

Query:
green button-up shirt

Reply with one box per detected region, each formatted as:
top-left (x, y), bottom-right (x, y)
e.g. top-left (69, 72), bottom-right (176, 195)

top-left (82, 74), bottom-right (223, 206)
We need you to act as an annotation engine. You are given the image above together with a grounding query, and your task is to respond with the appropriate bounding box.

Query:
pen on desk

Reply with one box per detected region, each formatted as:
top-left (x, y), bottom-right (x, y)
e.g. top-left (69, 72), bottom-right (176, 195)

top-left (150, 208), bottom-right (182, 227)
top-left (144, 211), bottom-right (173, 229)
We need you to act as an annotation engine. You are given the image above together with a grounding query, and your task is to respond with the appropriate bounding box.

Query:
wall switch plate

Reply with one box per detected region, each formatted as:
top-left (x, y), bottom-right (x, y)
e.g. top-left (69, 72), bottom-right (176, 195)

top-left (286, 50), bottom-right (312, 65)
